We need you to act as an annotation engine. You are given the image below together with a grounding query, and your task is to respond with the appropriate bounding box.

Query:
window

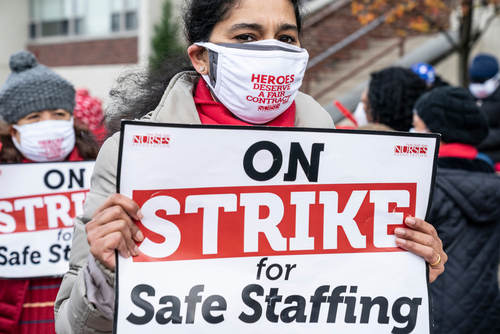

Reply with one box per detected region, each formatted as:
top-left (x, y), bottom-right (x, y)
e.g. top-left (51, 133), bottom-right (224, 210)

top-left (29, 0), bottom-right (139, 39)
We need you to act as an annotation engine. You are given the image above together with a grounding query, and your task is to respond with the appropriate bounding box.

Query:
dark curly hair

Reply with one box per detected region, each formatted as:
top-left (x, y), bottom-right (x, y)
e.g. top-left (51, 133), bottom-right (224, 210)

top-left (368, 67), bottom-right (428, 131)
top-left (106, 0), bottom-right (304, 136)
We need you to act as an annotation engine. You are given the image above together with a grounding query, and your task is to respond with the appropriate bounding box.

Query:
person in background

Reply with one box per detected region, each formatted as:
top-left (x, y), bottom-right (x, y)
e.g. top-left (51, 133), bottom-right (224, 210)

top-left (74, 88), bottom-right (106, 143)
top-left (411, 62), bottom-right (449, 89)
top-left (365, 67), bottom-right (427, 131)
top-left (412, 86), bottom-right (500, 334)
top-left (0, 50), bottom-right (99, 334)
top-left (468, 53), bottom-right (500, 170)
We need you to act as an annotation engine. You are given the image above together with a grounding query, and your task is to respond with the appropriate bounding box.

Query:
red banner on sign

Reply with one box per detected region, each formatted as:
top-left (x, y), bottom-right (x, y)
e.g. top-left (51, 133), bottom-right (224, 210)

top-left (132, 183), bottom-right (415, 263)
top-left (0, 191), bottom-right (88, 234)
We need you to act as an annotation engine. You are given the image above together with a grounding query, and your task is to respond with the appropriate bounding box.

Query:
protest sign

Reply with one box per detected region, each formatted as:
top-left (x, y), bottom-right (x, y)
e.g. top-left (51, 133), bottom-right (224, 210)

top-left (115, 121), bottom-right (439, 334)
top-left (0, 161), bottom-right (94, 278)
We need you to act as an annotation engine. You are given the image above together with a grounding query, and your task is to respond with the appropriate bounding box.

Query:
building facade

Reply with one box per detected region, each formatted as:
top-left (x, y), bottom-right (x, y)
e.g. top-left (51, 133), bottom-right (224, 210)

top-left (0, 0), bottom-right (183, 102)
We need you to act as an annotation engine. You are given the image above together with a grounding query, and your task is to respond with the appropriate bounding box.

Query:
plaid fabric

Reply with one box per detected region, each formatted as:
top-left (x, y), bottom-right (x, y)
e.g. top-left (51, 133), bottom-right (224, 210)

top-left (14, 278), bottom-right (61, 334)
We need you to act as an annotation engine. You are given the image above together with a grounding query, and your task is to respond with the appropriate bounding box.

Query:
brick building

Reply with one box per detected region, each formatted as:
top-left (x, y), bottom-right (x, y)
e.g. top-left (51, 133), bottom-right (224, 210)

top-left (0, 0), bottom-right (183, 102)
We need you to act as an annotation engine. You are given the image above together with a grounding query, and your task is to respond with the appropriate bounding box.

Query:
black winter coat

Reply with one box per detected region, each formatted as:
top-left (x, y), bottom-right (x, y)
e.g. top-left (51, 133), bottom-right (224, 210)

top-left (429, 164), bottom-right (500, 334)
top-left (476, 86), bottom-right (500, 162)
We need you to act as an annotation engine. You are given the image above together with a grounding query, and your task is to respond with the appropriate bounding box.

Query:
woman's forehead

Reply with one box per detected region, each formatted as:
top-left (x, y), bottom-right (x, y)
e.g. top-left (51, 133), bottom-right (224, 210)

top-left (223, 0), bottom-right (296, 27)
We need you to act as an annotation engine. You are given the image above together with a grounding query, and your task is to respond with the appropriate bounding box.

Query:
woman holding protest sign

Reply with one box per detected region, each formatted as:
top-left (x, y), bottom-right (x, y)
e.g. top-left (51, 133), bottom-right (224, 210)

top-left (54, 0), bottom-right (447, 332)
top-left (0, 51), bottom-right (98, 334)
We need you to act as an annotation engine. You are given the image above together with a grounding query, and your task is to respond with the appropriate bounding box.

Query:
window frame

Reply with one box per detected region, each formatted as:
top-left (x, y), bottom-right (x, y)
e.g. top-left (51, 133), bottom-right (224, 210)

top-left (29, 0), bottom-right (139, 42)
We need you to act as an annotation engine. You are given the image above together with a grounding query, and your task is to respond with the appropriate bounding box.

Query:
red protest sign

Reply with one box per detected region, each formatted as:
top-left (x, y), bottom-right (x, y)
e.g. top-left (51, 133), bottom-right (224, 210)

top-left (0, 161), bottom-right (94, 278)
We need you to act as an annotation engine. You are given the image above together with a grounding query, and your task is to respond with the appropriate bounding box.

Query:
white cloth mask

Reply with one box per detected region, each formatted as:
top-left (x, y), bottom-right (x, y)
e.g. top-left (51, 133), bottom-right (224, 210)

top-left (195, 40), bottom-right (309, 124)
top-left (353, 102), bottom-right (368, 127)
top-left (469, 72), bottom-right (500, 99)
top-left (12, 118), bottom-right (75, 162)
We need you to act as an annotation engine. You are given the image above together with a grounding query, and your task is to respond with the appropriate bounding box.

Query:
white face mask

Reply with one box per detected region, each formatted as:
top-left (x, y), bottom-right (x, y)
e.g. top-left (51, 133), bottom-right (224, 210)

top-left (353, 102), bottom-right (368, 127)
top-left (469, 72), bottom-right (500, 99)
top-left (195, 40), bottom-right (309, 124)
top-left (12, 118), bottom-right (76, 162)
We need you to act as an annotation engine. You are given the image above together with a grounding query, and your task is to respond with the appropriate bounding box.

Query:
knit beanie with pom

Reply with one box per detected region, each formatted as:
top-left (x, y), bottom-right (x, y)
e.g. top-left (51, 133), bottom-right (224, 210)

top-left (0, 51), bottom-right (75, 124)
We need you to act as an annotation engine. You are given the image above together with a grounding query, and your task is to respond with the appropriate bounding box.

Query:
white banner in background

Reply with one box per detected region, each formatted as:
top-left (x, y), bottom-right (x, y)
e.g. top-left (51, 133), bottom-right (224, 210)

top-left (0, 161), bottom-right (94, 278)
top-left (115, 122), bottom-right (439, 334)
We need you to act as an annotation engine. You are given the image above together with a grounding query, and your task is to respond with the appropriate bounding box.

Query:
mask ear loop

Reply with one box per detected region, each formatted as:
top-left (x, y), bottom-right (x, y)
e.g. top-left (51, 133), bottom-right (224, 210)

top-left (207, 48), bottom-right (218, 88)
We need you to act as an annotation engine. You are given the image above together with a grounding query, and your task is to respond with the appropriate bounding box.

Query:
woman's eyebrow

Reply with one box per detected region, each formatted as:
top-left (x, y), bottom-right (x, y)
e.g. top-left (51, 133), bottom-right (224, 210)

top-left (277, 23), bottom-right (298, 32)
top-left (227, 22), bottom-right (298, 33)
top-left (227, 23), bottom-right (264, 33)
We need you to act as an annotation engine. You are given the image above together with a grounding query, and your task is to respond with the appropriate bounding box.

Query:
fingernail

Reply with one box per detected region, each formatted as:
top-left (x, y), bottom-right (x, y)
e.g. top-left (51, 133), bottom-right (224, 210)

top-left (396, 238), bottom-right (407, 245)
top-left (394, 228), bottom-right (405, 236)
top-left (136, 209), bottom-right (144, 220)
top-left (135, 229), bottom-right (144, 242)
top-left (406, 217), bottom-right (416, 226)
top-left (134, 245), bottom-right (140, 256)
top-left (125, 250), bottom-right (131, 258)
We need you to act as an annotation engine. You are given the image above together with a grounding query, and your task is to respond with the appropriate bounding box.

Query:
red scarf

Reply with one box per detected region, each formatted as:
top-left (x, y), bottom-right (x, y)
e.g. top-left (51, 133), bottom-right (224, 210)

top-left (193, 78), bottom-right (296, 127)
top-left (438, 143), bottom-right (478, 159)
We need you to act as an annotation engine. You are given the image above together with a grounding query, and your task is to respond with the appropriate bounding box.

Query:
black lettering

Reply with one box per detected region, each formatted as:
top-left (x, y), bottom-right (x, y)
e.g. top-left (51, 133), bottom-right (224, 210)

top-left (284, 264), bottom-right (296, 280)
top-left (63, 245), bottom-right (71, 261)
top-left (239, 284), bottom-right (264, 323)
top-left (265, 288), bottom-right (282, 323)
top-left (156, 296), bottom-right (182, 324)
top-left (44, 170), bottom-right (65, 189)
top-left (202, 295), bottom-right (227, 324)
top-left (126, 284), bottom-right (155, 325)
top-left (326, 286), bottom-right (346, 323)
top-left (309, 285), bottom-right (329, 323)
top-left (185, 285), bottom-right (204, 324)
top-left (391, 297), bottom-right (422, 334)
top-left (266, 263), bottom-right (283, 280)
top-left (9, 251), bottom-right (20, 265)
top-left (22, 246), bottom-right (29, 265)
top-left (69, 169), bottom-right (85, 189)
top-left (280, 295), bottom-right (307, 323)
top-left (0, 247), bottom-right (7, 265)
top-left (31, 251), bottom-right (41, 264)
top-left (284, 143), bottom-right (324, 182)
top-left (360, 296), bottom-right (390, 324)
top-left (256, 257), bottom-right (267, 280)
top-left (344, 286), bottom-right (357, 323)
top-left (243, 141), bottom-right (282, 181)
top-left (49, 244), bottom-right (61, 263)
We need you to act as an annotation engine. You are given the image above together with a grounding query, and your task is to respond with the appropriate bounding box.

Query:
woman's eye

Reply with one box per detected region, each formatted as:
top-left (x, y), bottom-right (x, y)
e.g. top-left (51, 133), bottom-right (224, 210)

top-left (278, 36), bottom-right (296, 44)
top-left (235, 34), bottom-right (255, 42)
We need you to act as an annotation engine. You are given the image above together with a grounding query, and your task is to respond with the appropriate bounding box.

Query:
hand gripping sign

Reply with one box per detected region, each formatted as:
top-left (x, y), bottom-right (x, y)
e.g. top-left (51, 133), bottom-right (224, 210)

top-left (0, 161), bottom-right (94, 278)
top-left (115, 122), bottom-right (439, 334)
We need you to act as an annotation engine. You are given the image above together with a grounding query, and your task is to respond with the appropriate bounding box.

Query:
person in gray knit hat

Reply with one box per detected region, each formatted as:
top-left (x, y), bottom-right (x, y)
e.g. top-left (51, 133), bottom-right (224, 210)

top-left (0, 50), bottom-right (98, 163)
top-left (0, 51), bottom-right (99, 334)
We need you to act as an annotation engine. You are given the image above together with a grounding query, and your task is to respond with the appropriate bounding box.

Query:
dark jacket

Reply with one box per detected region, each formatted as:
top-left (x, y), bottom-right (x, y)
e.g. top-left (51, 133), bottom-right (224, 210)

top-left (429, 159), bottom-right (500, 334)
top-left (476, 86), bottom-right (500, 162)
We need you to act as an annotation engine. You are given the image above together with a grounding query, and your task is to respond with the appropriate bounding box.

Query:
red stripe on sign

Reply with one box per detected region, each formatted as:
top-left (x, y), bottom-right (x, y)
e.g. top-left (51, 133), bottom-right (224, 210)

top-left (0, 191), bottom-right (88, 234)
top-left (131, 183), bottom-right (415, 263)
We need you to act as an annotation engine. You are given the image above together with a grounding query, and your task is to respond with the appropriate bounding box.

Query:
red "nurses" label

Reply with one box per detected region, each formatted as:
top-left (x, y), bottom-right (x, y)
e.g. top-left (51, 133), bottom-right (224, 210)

top-left (132, 183), bottom-right (415, 263)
